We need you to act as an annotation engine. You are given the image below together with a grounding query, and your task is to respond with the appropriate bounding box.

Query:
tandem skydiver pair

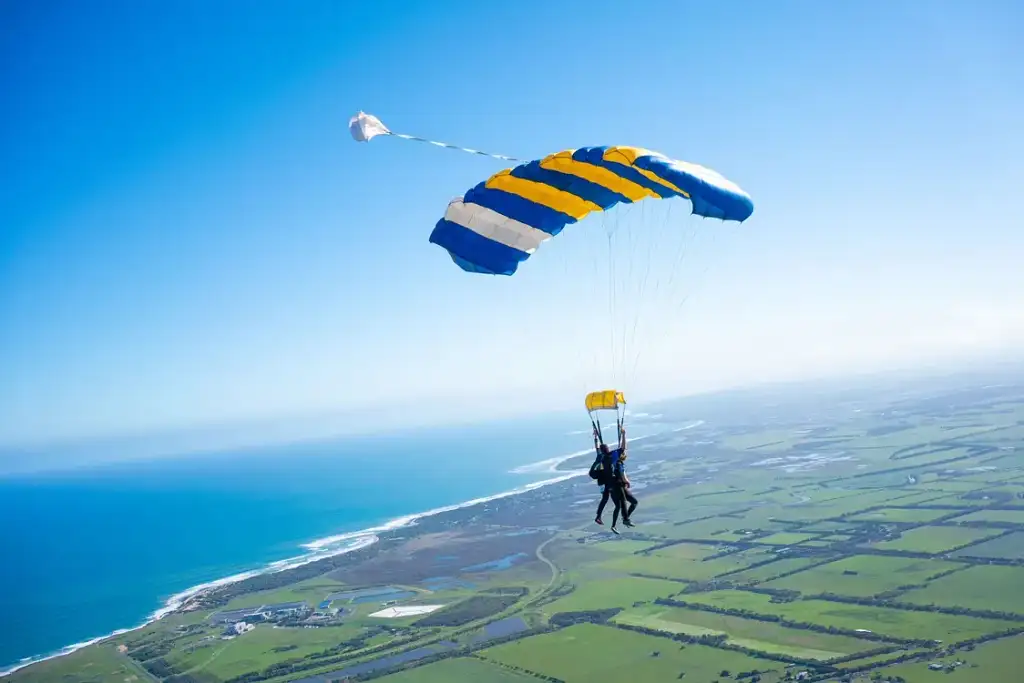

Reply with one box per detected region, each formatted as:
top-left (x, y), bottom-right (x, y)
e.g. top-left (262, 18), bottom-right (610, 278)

top-left (587, 390), bottom-right (637, 534)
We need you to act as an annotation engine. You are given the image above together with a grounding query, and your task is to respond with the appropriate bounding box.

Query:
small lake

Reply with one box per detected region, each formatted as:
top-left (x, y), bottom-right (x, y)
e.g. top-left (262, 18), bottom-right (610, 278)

top-left (461, 552), bottom-right (528, 572)
top-left (421, 576), bottom-right (476, 591)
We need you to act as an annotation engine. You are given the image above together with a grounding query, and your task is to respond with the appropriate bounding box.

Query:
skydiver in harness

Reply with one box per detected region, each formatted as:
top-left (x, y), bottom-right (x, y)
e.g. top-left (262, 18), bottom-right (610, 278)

top-left (590, 426), bottom-right (614, 526)
top-left (611, 434), bottom-right (637, 530)
top-left (587, 390), bottom-right (635, 533)
top-left (592, 424), bottom-right (633, 531)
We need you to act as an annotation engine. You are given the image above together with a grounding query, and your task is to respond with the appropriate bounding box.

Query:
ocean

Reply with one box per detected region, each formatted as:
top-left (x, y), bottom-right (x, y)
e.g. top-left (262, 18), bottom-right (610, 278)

top-left (0, 412), bottom-right (619, 674)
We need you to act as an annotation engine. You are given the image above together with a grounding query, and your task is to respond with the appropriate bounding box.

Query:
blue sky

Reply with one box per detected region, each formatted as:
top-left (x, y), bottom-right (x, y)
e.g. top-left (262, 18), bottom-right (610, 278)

top-left (1, 0), bottom-right (1023, 449)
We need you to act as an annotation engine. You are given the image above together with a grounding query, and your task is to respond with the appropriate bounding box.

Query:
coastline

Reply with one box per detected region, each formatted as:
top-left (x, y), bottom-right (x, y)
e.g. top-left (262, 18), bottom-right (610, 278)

top-left (2, 421), bottom-right (701, 678)
top-left (0, 448), bottom-right (594, 678)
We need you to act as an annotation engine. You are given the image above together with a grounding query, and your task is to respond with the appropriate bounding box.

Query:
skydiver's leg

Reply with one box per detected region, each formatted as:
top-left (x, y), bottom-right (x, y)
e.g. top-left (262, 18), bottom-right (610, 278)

top-left (622, 488), bottom-right (638, 524)
top-left (611, 487), bottom-right (625, 528)
top-left (595, 487), bottom-right (610, 524)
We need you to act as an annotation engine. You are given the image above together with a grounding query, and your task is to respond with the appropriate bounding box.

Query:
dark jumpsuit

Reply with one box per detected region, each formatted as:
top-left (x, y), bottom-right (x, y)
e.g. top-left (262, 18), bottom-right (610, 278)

top-left (611, 454), bottom-right (637, 525)
top-left (594, 448), bottom-right (618, 520)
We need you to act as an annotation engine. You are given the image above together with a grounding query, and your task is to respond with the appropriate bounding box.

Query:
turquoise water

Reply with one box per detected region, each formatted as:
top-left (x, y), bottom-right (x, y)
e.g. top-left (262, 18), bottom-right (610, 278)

top-left (0, 414), bottom-right (590, 672)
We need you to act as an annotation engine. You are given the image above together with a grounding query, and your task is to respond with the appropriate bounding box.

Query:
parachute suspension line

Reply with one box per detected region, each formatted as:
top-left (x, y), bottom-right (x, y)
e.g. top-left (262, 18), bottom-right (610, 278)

top-left (618, 200), bottom-right (655, 392)
top-left (590, 218), bottom-right (601, 397)
top-left (608, 206), bottom-right (626, 389)
top-left (584, 212), bottom-right (605, 400)
top-left (625, 199), bottom-right (670, 391)
top-left (673, 225), bottom-right (727, 315)
top-left (607, 230), bottom-right (617, 389)
top-left (621, 202), bottom-right (640, 393)
top-left (664, 219), bottom-right (700, 295)
top-left (628, 202), bottom-right (697, 389)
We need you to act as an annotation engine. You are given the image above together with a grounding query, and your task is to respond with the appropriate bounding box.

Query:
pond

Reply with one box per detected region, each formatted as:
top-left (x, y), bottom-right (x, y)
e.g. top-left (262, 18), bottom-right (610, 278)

top-left (461, 552), bottom-right (528, 572)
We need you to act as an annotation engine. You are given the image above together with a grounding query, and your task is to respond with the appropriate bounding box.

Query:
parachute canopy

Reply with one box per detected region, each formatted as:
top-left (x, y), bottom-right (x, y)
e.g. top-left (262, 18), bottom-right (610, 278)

top-left (429, 146), bottom-right (754, 276)
top-left (586, 390), bottom-right (627, 413)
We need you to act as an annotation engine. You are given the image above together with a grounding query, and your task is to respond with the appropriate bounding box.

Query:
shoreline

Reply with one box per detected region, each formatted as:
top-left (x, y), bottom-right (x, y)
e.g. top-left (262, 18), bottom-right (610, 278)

top-left (1, 422), bottom-right (701, 678)
top-left (0, 448), bottom-right (596, 678)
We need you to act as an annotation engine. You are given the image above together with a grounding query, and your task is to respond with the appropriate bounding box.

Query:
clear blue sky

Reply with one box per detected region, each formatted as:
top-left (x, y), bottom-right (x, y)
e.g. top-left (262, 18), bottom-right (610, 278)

top-left (1, 0), bottom-right (1022, 449)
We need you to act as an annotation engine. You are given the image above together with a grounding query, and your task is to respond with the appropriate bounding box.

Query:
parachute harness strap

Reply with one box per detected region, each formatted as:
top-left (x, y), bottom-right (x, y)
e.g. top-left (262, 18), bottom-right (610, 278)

top-left (617, 404), bottom-right (626, 446)
top-left (591, 413), bottom-right (605, 448)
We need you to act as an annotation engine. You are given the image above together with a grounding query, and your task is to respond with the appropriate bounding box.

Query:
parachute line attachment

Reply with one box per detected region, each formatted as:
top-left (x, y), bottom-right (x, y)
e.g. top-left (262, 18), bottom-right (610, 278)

top-left (349, 111), bottom-right (522, 162)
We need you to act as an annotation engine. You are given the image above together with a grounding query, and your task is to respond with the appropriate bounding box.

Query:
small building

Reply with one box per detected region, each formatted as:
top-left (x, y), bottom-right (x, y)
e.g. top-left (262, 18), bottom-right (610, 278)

top-left (928, 663), bottom-right (944, 670)
top-left (210, 601), bottom-right (310, 625)
top-left (254, 601), bottom-right (310, 621)
top-left (224, 622), bottom-right (253, 638)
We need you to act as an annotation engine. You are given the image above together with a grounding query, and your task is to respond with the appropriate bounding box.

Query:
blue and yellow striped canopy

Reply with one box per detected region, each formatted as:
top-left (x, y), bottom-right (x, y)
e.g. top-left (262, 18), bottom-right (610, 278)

top-left (429, 145), bottom-right (754, 276)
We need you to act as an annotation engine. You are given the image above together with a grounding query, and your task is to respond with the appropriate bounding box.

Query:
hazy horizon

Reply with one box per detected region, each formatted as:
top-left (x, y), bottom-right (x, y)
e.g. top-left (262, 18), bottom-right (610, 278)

top-left (3, 354), bottom-right (1020, 476)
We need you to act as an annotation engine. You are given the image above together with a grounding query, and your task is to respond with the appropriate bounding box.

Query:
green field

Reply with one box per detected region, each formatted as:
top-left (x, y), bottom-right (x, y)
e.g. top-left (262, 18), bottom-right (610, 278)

top-left (952, 532), bottom-right (1024, 560)
top-left (218, 577), bottom-right (347, 611)
top-left (165, 622), bottom-right (373, 679)
top-left (599, 543), bottom-right (772, 582)
top-left (12, 384), bottom-right (1024, 683)
top-left (542, 576), bottom-right (683, 613)
top-left (875, 633), bottom-right (1024, 682)
top-left (721, 429), bottom-right (806, 452)
top-left (674, 590), bottom-right (1015, 642)
top-left (714, 506), bottom-right (794, 529)
top-left (902, 565), bottom-right (1024, 614)
top-left (658, 515), bottom-right (787, 541)
top-left (613, 604), bottom-right (880, 660)
top-left (722, 556), bottom-right (824, 583)
top-left (796, 521), bottom-right (860, 533)
top-left (875, 525), bottom-right (999, 553)
top-left (376, 657), bottom-right (536, 682)
top-left (754, 532), bottom-right (821, 546)
top-left (481, 623), bottom-right (783, 683)
top-left (764, 555), bottom-right (960, 597)
top-left (833, 648), bottom-right (934, 670)
top-left (955, 509), bottom-right (1024, 525)
top-left (848, 507), bottom-right (959, 523)
top-left (886, 490), bottom-right (963, 506)
top-left (810, 490), bottom-right (924, 519)
top-left (3, 645), bottom-right (139, 683)
top-left (589, 538), bottom-right (660, 554)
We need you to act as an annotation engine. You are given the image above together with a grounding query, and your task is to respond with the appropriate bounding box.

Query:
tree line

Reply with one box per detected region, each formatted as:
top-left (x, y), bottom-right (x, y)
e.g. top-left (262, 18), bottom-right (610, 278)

top-left (611, 621), bottom-right (824, 671)
top-left (654, 598), bottom-right (925, 647)
top-left (802, 592), bottom-right (1024, 622)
